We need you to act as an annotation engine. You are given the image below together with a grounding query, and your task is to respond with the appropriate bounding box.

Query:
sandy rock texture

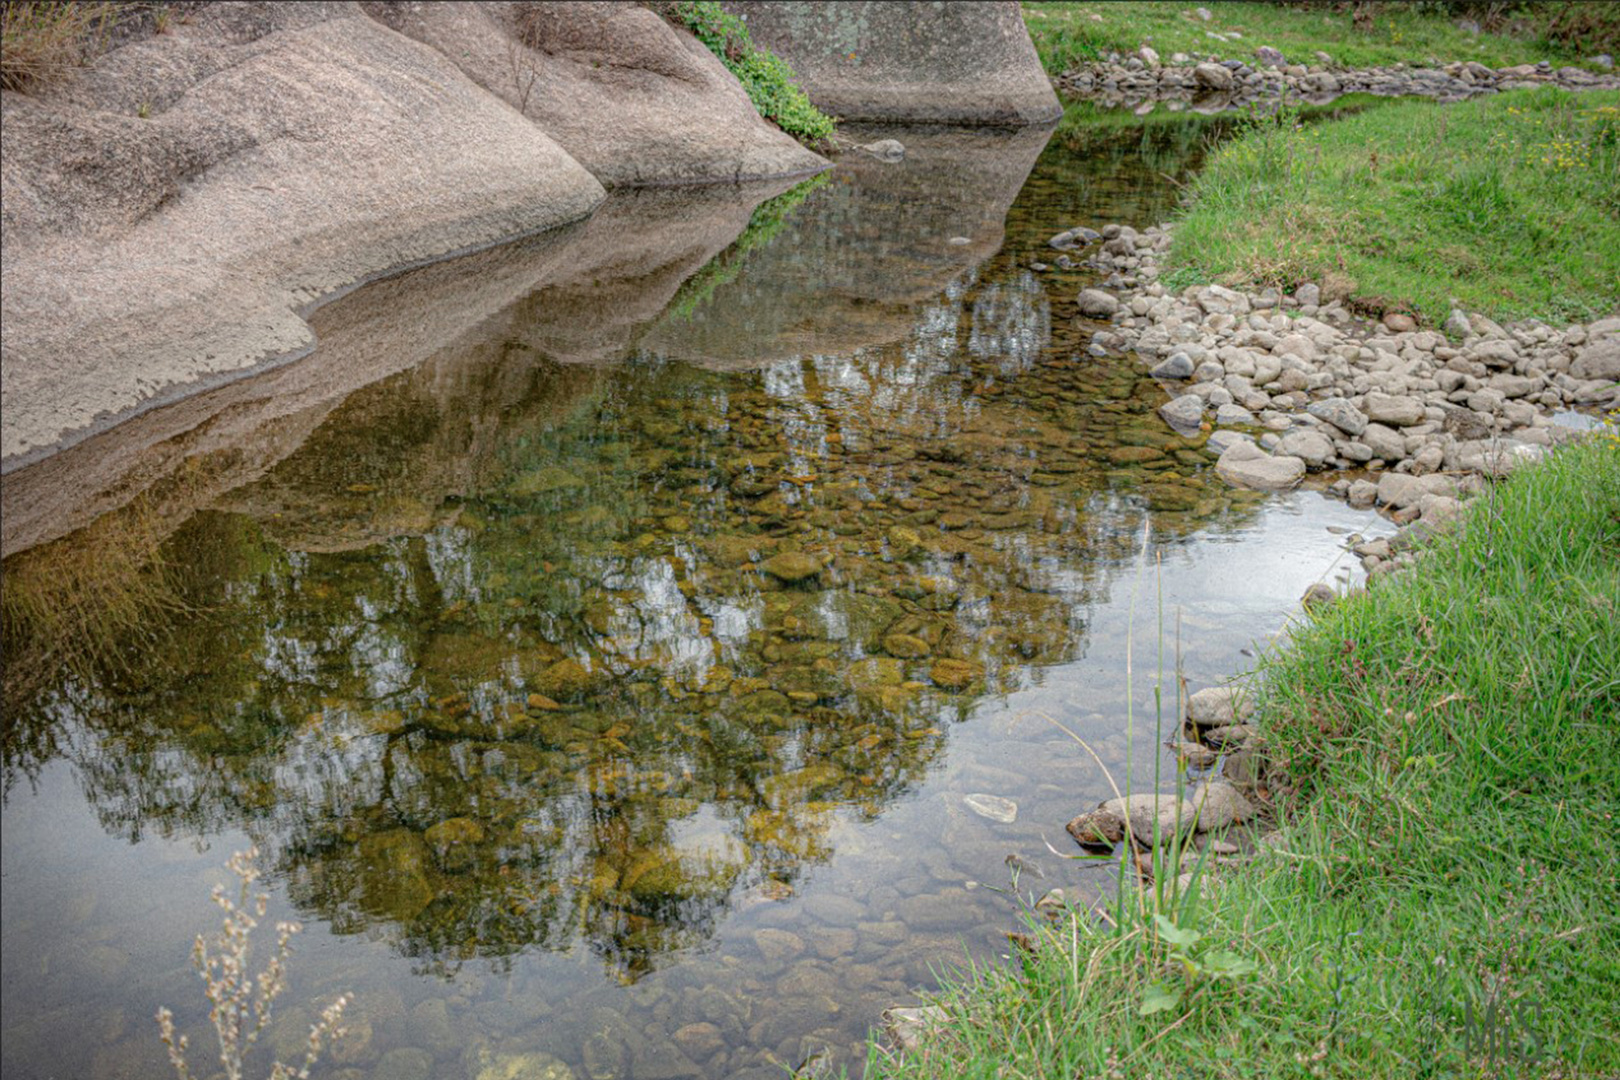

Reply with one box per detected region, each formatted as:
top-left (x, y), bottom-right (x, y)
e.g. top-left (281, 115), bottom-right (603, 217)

top-left (721, 0), bottom-right (1061, 124)
top-left (0, 2), bottom-right (606, 467)
top-left (369, 1), bottom-right (827, 187)
top-left (1, 1), bottom-right (835, 469)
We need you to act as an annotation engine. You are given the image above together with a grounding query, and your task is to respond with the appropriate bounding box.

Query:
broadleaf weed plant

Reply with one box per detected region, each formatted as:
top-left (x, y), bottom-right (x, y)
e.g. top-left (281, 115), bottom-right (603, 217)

top-left (156, 847), bottom-right (351, 1080)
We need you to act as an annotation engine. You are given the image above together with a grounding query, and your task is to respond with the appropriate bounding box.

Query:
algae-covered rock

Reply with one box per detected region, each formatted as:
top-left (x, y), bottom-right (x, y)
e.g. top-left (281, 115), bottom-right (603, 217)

top-left (848, 657), bottom-right (904, 693)
top-left (886, 525), bottom-right (923, 559)
top-left (883, 632), bottom-right (932, 659)
top-left (424, 816), bottom-right (485, 873)
top-left (475, 1051), bottom-right (576, 1080)
top-left (534, 657), bottom-right (601, 701)
top-left (762, 551), bottom-right (824, 583)
top-left (929, 657), bottom-right (982, 690)
top-left (510, 466), bottom-right (587, 497)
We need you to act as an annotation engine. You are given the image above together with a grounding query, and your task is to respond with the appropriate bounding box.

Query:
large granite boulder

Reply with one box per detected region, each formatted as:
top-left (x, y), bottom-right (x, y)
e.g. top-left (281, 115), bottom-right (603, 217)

top-left (369, 1), bottom-right (829, 187)
top-left (720, 1), bottom-right (1061, 124)
top-left (1, 2), bottom-right (606, 467)
top-left (1, 179), bottom-right (799, 556)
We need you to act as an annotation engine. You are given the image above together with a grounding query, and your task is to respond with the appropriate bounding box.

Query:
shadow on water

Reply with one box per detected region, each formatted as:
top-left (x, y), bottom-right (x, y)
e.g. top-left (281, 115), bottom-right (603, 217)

top-left (1, 109), bottom-right (1381, 1080)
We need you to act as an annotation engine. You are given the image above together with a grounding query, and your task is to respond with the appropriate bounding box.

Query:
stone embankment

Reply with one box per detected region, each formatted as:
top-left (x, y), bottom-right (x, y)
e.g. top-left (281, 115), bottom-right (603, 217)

top-left (1060, 53), bottom-right (1620, 109)
top-left (1050, 222), bottom-right (1618, 574)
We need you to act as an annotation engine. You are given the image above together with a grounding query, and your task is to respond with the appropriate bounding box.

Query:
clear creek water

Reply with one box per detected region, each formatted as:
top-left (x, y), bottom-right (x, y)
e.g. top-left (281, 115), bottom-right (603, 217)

top-left (1, 110), bottom-right (1387, 1080)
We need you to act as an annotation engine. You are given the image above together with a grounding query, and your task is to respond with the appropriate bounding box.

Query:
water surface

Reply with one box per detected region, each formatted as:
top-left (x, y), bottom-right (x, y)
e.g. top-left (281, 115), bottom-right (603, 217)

top-left (2, 110), bottom-right (1384, 1080)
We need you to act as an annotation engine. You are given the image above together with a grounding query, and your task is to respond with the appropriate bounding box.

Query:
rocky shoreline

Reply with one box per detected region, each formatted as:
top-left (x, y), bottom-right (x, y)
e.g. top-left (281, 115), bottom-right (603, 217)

top-left (1058, 53), bottom-right (1619, 110)
top-left (1023, 220), bottom-right (1618, 930)
top-left (1050, 220), bottom-right (1617, 564)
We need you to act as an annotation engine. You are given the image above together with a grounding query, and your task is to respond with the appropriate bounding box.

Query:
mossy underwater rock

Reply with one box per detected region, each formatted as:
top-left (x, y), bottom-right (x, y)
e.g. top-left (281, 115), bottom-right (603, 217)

top-left (474, 1051), bottom-right (576, 1080)
top-left (533, 657), bottom-right (602, 701)
top-left (929, 657), bottom-right (983, 691)
top-left (761, 551), bottom-right (823, 583)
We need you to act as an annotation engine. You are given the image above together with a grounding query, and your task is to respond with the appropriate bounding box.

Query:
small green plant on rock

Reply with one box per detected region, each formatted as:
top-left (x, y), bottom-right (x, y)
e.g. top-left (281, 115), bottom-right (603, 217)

top-left (667, 0), bottom-right (836, 144)
top-left (156, 847), bottom-right (351, 1080)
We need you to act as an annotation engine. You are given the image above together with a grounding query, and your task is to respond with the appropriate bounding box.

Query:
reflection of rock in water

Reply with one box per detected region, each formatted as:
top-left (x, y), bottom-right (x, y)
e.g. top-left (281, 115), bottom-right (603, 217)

top-left (0, 182), bottom-right (796, 559)
top-left (5, 320), bottom-right (1272, 986)
top-left (643, 124), bottom-right (1053, 367)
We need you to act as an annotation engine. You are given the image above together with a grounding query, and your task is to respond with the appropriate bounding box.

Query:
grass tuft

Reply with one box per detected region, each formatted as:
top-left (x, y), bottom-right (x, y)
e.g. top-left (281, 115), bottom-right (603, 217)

top-left (658, 0), bottom-right (835, 145)
top-left (0, 1), bottom-right (116, 92)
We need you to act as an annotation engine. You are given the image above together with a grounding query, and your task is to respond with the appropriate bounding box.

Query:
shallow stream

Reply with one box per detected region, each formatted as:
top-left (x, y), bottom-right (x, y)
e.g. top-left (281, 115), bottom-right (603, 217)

top-left (1, 107), bottom-right (1387, 1080)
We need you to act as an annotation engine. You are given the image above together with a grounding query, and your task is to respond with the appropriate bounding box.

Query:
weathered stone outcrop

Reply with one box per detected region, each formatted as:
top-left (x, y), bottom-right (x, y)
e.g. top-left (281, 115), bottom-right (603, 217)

top-left (367, 1), bottom-right (827, 187)
top-left (1, 1), bottom-right (833, 470)
top-left (0, 2), bottom-right (609, 467)
top-left (721, 0), bottom-right (1061, 124)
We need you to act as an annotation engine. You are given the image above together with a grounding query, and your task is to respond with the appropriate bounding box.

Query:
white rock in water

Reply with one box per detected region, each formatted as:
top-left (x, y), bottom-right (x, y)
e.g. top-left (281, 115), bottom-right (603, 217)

top-left (1215, 440), bottom-right (1305, 490)
top-left (860, 138), bottom-right (905, 161)
top-left (964, 793), bottom-right (1018, 824)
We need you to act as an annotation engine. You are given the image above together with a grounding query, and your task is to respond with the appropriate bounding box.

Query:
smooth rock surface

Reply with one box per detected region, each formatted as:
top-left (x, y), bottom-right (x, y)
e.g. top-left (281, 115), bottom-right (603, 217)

top-left (722, 1), bottom-right (1061, 124)
top-left (2, 2), bottom-right (609, 466)
top-left (375, 1), bottom-right (829, 188)
top-left (1215, 441), bottom-right (1305, 490)
top-left (1188, 685), bottom-right (1254, 726)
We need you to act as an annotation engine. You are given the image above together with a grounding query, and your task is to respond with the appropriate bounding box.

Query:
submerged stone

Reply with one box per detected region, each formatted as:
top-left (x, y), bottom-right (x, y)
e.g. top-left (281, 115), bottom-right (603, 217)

top-left (963, 793), bottom-right (1018, 824)
top-left (929, 657), bottom-right (982, 690)
top-left (762, 551), bottom-right (823, 583)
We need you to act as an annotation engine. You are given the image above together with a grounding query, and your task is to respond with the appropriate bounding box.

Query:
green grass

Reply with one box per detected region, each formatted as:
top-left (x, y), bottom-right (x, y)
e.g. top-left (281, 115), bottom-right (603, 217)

top-left (665, 0), bottom-right (836, 144)
top-left (1165, 88), bottom-right (1620, 326)
top-left (0, 0), bottom-right (116, 91)
top-left (1022, 1), bottom-right (1612, 77)
top-left (870, 436), bottom-right (1620, 1079)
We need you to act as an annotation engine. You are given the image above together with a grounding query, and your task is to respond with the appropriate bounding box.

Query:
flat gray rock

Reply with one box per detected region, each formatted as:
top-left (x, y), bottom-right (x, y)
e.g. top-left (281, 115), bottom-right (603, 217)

top-left (1159, 393), bottom-right (1206, 432)
top-left (1100, 793), bottom-right (1197, 846)
top-left (1187, 685), bottom-right (1254, 726)
top-left (1077, 288), bottom-right (1120, 317)
top-left (1215, 441), bottom-right (1305, 490)
top-left (1190, 779), bottom-right (1256, 832)
top-left (963, 793), bottom-right (1018, 824)
top-left (1307, 398), bottom-right (1369, 436)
